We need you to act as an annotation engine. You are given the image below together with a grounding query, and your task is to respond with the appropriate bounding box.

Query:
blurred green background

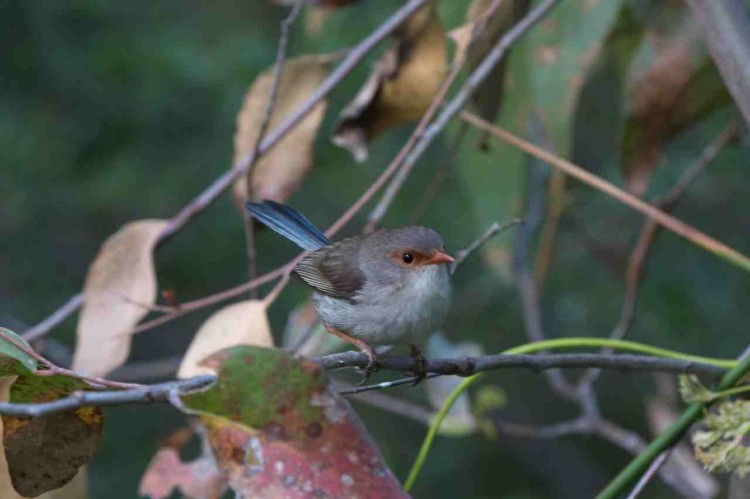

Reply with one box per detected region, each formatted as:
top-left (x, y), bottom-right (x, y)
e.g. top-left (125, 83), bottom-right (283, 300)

top-left (2, 0), bottom-right (749, 497)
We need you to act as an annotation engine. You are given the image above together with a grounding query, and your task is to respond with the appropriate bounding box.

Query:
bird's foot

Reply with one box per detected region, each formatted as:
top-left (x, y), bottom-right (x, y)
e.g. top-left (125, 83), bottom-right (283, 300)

top-left (355, 347), bottom-right (380, 385)
top-left (409, 344), bottom-right (427, 386)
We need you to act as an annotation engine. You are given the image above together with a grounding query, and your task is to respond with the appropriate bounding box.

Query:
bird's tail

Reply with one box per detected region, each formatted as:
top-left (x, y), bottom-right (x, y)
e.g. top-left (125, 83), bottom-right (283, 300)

top-left (245, 200), bottom-right (330, 251)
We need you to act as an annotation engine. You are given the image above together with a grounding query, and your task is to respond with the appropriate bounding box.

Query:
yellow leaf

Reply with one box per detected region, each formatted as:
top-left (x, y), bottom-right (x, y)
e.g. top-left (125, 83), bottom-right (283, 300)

top-left (332, 1), bottom-right (447, 162)
top-left (178, 300), bottom-right (273, 379)
top-left (231, 54), bottom-right (336, 210)
top-left (72, 220), bottom-right (167, 376)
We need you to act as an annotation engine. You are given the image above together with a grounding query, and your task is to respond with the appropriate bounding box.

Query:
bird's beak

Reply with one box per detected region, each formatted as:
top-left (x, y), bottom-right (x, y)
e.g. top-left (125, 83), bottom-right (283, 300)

top-left (425, 250), bottom-right (455, 266)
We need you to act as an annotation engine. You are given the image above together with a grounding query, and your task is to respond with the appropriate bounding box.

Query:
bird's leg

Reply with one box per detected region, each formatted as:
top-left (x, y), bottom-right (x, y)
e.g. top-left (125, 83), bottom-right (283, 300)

top-left (324, 326), bottom-right (379, 384)
top-left (409, 344), bottom-right (427, 386)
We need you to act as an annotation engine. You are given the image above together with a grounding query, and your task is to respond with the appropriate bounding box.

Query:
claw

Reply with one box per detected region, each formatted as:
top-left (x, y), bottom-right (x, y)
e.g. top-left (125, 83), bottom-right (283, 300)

top-left (356, 349), bottom-right (380, 385)
top-left (409, 344), bottom-right (427, 386)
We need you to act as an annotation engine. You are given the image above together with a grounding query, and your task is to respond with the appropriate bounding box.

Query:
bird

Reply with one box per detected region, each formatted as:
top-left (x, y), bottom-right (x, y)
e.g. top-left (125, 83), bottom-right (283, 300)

top-left (245, 200), bottom-right (453, 381)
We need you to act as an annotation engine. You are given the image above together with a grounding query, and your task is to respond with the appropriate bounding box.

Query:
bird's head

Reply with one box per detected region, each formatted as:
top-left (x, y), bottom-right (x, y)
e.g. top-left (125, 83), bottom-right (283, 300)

top-left (360, 227), bottom-right (453, 284)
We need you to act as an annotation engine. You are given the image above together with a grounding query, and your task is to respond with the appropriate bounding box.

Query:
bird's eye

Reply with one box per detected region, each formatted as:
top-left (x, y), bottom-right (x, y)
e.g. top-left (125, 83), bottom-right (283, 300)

top-left (402, 253), bottom-right (414, 264)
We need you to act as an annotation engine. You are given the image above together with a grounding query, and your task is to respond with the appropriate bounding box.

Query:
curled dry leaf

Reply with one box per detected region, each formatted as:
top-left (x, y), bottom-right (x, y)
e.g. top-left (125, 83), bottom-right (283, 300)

top-left (72, 220), bottom-right (167, 376)
top-left (465, 0), bottom-right (530, 146)
top-left (232, 54), bottom-right (336, 210)
top-left (332, 1), bottom-right (447, 162)
top-left (181, 346), bottom-right (407, 498)
top-left (178, 300), bottom-right (273, 379)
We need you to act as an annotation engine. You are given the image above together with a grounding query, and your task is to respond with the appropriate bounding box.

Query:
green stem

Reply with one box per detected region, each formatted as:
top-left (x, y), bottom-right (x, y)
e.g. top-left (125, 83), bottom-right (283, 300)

top-left (714, 383), bottom-right (750, 400)
top-left (597, 347), bottom-right (750, 499)
top-left (403, 337), bottom-right (736, 492)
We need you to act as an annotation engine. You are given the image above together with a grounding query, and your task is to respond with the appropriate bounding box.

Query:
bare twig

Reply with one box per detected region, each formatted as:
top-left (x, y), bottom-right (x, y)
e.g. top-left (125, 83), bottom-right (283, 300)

top-left (0, 328), bottom-right (141, 390)
top-left (686, 0), bottom-right (750, 126)
top-left (513, 120), bottom-right (575, 398)
top-left (363, 0), bottom-right (549, 233)
top-left (317, 351), bottom-right (725, 378)
top-left (0, 375), bottom-right (215, 418)
top-left (21, 0), bottom-right (432, 343)
top-left (626, 450), bottom-right (672, 499)
top-left (407, 122), bottom-right (469, 225)
top-left (242, 0), bottom-right (304, 298)
top-left (347, 389), bottom-right (434, 425)
top-left (578, 119), bottom-right (740, 388)
top-left (462, 111), bottom-right (750, 272)
top-left (23, 295), bottom-right (83, 343)
top-left (451, 219), bottom-right (523, 274)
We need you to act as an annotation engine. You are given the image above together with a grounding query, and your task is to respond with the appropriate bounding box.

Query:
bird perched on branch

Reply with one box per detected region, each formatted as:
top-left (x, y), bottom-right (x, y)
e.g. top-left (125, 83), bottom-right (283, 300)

top-left (245, 200), bottom-right (453, 382)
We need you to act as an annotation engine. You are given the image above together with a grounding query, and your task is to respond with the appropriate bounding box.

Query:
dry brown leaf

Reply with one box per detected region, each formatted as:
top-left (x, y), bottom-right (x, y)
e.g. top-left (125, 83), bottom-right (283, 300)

top-left (332, 1), bottom-right (447, 162)
top-left (72, 220), bottom-right (167, 376)
top-left (231, 54), bottom-right (336, 210)
top-left (36, 466), bottom-right (88, 499)
top-left (177, 300), bottom-right (273, 379)
top-left (465, 0), bottom-right (530, 148)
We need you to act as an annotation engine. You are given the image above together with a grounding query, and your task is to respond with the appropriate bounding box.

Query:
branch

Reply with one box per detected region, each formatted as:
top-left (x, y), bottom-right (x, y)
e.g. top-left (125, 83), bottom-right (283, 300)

top-left (242, 0), bottom-right (304, 297)
top-left (317, 352), bottom-right (726, 378)
top-left (578, 119), bottom-right (740, 388)
top-left (0, 375), bottom-right (215, 418)
top-left (462, 111), bottom-right (750, 273)
top-left (686, 0), bottom-right (750, 127)
top-left (451, 219), bottom-right (523, 273)
top-left (21, 0), bottom-right (431, 342)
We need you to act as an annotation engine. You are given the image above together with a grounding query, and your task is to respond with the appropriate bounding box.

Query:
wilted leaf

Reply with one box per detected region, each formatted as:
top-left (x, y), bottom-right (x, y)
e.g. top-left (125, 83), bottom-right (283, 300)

top-left (72, 219), bottom-right (167, 376)
top-left (0, 376), bottom-right (24, 499)
top-left (621, 21), bottom-right (731, 194)
top-left (181, 346), bottom-right (407, 498)
top-left (424, 333), bottom-right (482, 436)
top-left (465, 0), bottom-right (530, 147)
top-left (178, 300), bottom-right (273, 379)
top-left (139, 428), bottom-right (226, 499)
top-left (332, 1), bottom-right (447, 162)
top-left (37, 467), bottom-right (88, 499)
top-left (4, 406), bottom-right (103, 497)
top-left (232, 54), bottom-right (336, 209)
top-left (0, 335), bottom-right (103, 498)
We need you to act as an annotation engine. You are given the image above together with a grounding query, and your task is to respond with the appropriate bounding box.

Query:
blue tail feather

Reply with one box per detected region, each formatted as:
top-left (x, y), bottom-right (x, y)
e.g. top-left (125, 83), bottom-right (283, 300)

top-left (245, 201), bottom-right (329, 251)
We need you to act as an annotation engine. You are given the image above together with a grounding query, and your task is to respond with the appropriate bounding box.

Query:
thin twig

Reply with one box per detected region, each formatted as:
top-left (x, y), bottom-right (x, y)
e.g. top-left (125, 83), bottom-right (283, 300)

top-left (317, 352), bottom-right (726, 378)
top-left (364, 0), bottom-right (509, 233)
top-left (513, 118), bottom-right (575, 398)
top-left (408, 122), bottom-right (469, 225)
top-left (451, 219), bottom-right (523, 274)
top-left (243, 0), bottom-right (303, 298)
top-left (578, 119), bottom-right (740, 389)
top-left (462, 111), bottom-right (750, 273)
top-left (21, 0), bottom-right (431, 343)
top-left (0, 328), bottom-right (141, 390)
top-left (0, 375), bottom-right (215, 417)
top-left (23, 295), bottom-right (83, 343)
top-left (626, 450), bottom-right (672, 499)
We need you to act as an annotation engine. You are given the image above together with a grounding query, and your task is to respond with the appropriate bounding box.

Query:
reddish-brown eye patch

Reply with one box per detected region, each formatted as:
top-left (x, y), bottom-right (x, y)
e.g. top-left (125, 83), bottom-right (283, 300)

top-left (390, 249), bottom-right (429, 267)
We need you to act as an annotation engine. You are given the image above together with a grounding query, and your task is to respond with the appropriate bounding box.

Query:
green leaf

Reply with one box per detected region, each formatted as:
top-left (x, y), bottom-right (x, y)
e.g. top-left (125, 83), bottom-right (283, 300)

top-left (0, 327), bottom-right (37, 373)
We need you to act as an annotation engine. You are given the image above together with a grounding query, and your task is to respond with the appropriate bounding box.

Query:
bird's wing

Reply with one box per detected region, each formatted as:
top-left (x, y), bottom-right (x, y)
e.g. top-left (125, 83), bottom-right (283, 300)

top-left (292, 238), bottom-right (366, 301)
